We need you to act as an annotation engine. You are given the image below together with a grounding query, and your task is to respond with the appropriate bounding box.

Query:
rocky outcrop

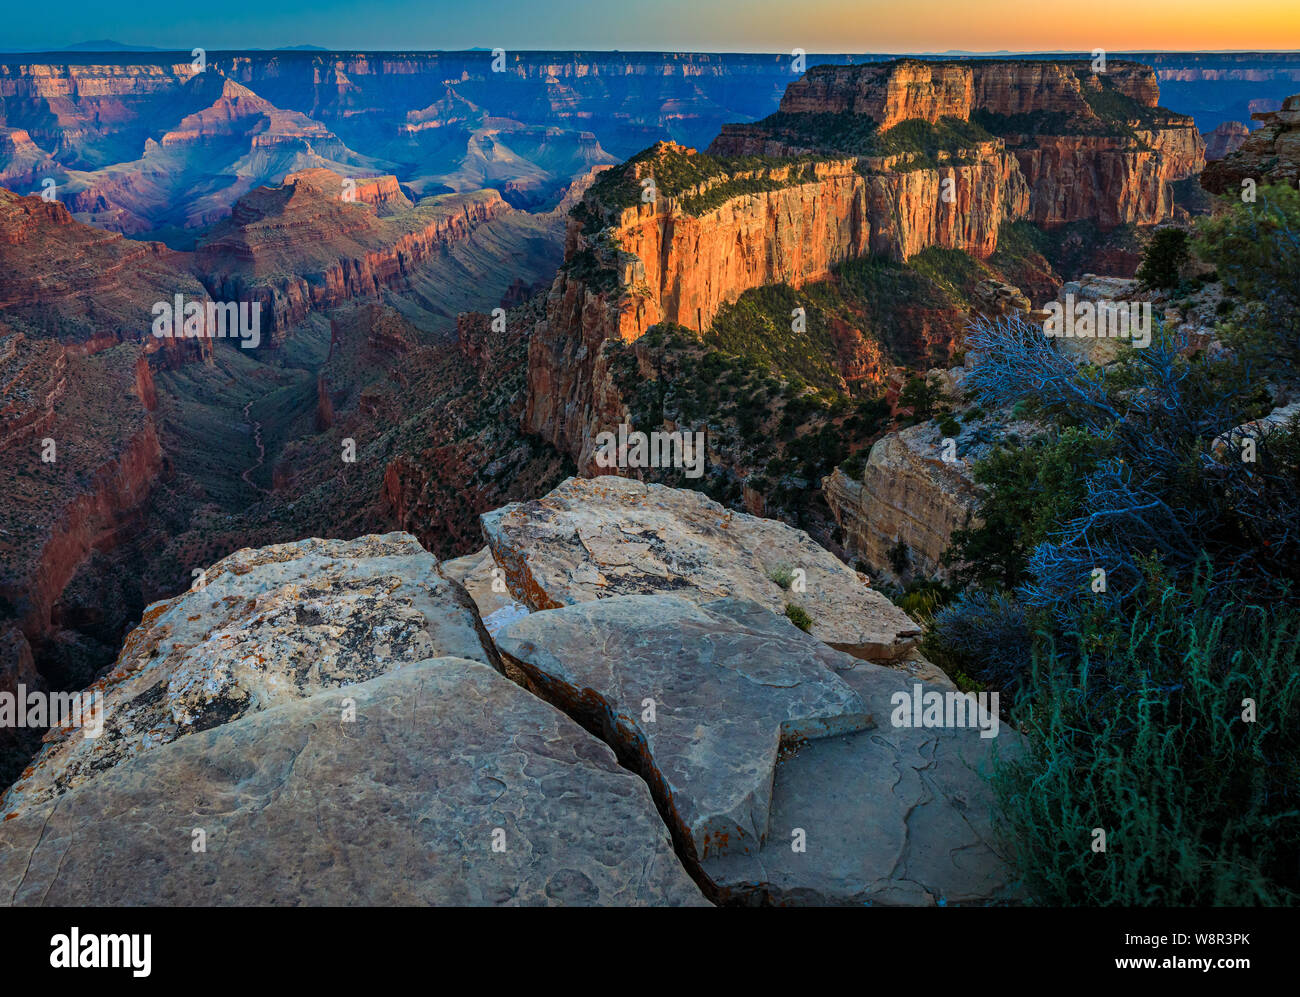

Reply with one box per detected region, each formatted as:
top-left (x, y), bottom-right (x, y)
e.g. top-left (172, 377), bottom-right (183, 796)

top-left (481, 476), bottom-right (921, 661)
top-left (1, 345), bottom-right (166, 689)
top-left (314, 372), bottom-right (334, 430)
top-left (497, 594), bottom-right (1019, 905)
top-left (528, 60), bottom-right (1201, 471)
top-left (525, 142), bottom-right (1026, 463)
top-left (1202, 120), bottom-right (1251, 162)
top-left (0, 658), bottom-right (706, 906)
top-left (1202, 94), bottom-right (1300, 193)
top-left (0, 127), bottom-right (56, 191)
top-left (0, 533), bottom-right (500, 818)
top-left (0, 189), bottom-right (212, 361)
top-left (972, 278), bottom-right (1032, 317)
top-left (158, 76), bottom-right (339, 150)
top-left (440, 545), bottom-right (531, 637)
top-left (2, 492), bottom-right (1021, 906)
top-left (715, 60), bottom-right (1204, 220)
top-left (1213, 399), bottom-right (1300, 460)
top-left (824, 420), bottom-right (982, 584)
top-left (195, 170), bottom-right (509, 341)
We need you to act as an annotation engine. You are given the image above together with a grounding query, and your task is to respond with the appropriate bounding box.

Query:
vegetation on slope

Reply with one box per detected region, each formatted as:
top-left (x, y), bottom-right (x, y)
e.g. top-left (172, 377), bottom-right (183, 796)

top-left (926, 186), bottom-right (1300, 904)
top-left (575, 143), bottom-right (831, 228)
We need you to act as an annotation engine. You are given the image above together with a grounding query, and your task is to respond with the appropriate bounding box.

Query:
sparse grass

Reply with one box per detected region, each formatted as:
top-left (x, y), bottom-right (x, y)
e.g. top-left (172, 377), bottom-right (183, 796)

top-left (767, 563), bottom-right (797, 589)
top-left (784, 604), bottom-right (814, 632)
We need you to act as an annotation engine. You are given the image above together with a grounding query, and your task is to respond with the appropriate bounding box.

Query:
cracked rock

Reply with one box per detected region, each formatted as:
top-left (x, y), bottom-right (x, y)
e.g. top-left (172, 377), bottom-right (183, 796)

top-left (496, 594), bottom-right (1021, 905)
top-left (1, 533), bottom-right (499, 819)
top-left (0, 659), bottom-right (706, 906)
top-left (482, 476), bottom-right (921, 661)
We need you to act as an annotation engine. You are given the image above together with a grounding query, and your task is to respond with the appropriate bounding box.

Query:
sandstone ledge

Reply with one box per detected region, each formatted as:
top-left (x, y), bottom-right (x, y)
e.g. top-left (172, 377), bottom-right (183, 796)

top-left (0, 533), bottom-right (499, 819)
top-left (497, 595), bottom-right (1020, 905)
top-left (481, 475), bottom-right (921, 662)
top-left (0, 659), bottom-right (706, 906)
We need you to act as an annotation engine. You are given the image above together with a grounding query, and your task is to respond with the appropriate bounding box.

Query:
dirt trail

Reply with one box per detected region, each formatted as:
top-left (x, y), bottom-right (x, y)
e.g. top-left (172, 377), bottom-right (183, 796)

top-left (241, 400), bottom-right (268, 494)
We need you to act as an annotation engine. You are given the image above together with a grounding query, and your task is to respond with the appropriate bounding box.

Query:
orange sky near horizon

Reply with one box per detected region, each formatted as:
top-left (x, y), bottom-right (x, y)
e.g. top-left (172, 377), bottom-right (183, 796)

top-left (747, 0), bottom-right (1300, 53)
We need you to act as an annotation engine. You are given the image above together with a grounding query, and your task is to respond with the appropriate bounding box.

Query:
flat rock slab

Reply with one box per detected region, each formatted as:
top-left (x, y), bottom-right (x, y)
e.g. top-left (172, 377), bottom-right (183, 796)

top-left (708, 660), bottom-right (1021, 905)
top-left (1, 533), bottom-right (498, 819)
top-left (0, 659), bottom-right (707, 906)
top-left (482, 476), bottom-right (921, 661)
top-left (497, 594), bottom-right (1019, 906)
top-left (499, 596), bottom-right (872, 866)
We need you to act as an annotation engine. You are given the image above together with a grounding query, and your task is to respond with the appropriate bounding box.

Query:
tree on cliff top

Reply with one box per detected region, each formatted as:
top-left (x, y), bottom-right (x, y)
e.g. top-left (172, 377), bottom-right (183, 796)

top-left (1135, 227), bottom-right (1190, 289)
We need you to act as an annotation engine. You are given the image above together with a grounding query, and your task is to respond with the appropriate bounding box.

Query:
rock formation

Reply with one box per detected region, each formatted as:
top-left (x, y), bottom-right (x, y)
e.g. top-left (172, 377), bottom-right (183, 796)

top-left (481, 475), bottom-right (921, 661)
top-left (195, 169), bottom-right (509, 341)
top-left (526, 59), bottom-right (1203, 474)
top-left (0, 189), bottom-right (212, 361)
top-left (713, 59), bottom-right (1204, 227)
top-left (496, 594), bottom-right (1019, 905)
top-left (0, 343), bottom-right (165, 699)
top-left (440, 546), bottom-right (531, 636)
top-left (0, 658), bottom-right (706, 905)
top-left (823, 425), bottom-right (981, 585)
top-left (1201, 94), bottom-right (1300, 193)
top-left (1, 491), bottom-right (1019, 905)
top-left (1202, 120), bottom-right (1251, 161)
top-left (0, 532), bottom-right (500, 818)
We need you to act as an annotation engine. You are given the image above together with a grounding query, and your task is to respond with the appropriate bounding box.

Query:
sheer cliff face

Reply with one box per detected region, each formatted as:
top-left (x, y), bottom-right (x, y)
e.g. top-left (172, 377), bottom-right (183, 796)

top-left (718, 60), bottom-right (1204, 226)
top-left (526, 60), bottom-right (1200, 470)
top-left (777, 62), bottom-right (976, 127)
top-left (524, 145), bottom-right (1027, 467)
top-left (775, 60), bottom-right (1162, 125)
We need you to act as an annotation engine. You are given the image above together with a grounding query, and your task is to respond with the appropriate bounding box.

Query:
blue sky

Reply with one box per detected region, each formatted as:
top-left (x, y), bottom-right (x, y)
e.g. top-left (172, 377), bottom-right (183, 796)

top-left (3, 0), bottom-right (1297, 53)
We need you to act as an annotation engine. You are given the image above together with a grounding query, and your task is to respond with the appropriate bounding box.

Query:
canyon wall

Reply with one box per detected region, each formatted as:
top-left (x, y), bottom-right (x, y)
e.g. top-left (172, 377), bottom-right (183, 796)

top-left (526, 143), bottom-right (1027, 467)
top-left (527, 59), bottom-right (1200, 472)
top-left (195, 170), bottom-right (509, 339)
top-left (0, 189), bottom-right (212, 362)
top-left (0, 343), bottom-right (165, 691)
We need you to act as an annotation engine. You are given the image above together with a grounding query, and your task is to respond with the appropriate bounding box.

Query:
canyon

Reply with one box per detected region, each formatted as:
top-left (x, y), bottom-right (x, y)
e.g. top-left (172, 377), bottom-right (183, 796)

top-left (525, 59), bottom-right (1204, 477)
top-left (0, 49), bottom-right (1271, 822)
top-left (1201, 94), bottom-right (1300, 193)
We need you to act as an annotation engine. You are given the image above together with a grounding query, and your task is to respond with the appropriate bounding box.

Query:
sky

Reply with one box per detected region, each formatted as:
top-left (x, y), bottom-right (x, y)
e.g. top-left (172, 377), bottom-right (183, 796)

top-left (3, 0), bottom-right (1299, 53)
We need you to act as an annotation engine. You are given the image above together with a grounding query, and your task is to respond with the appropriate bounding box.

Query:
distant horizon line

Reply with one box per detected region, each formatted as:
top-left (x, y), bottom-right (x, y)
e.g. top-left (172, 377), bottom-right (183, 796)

top-left (3, 44), bottom-right (1300, 56)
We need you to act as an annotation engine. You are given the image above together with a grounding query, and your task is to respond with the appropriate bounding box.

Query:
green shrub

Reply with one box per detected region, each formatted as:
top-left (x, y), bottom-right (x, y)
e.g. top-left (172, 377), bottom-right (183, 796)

top-left (992, 582), bottom-right (1300, 905)
top-left (1196, 184), bottom-right (1300, 365)
top-left (887, 539), bottom-right (911, 576)
top-left (948, 428), bottom-right (1109, 590)
top-left (899, 374), bottom-right (941, 419)
top-left (766, 563), bottom-right (796, 589)
top-left (784, 604), bottom-right (814, 632)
